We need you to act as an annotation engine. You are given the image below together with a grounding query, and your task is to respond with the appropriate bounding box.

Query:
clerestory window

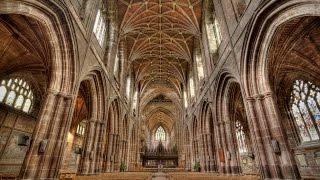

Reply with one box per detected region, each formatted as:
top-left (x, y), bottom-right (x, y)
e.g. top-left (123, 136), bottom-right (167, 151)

top-left (206, 18), bottom-right (221, 54)
top-left (93, 9), bottom-right (106, 46)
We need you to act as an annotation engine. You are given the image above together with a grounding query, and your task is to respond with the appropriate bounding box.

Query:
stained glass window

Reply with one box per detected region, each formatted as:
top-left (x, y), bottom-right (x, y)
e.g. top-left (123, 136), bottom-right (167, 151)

top-left (14, 95), bottom-right (24, 109)
top-left (0, 78), bottom-right (34, 113)
top-left (235, 121), bottom-right (247, 153)
top-left (290, 79), bottom-right (320, 142)
top-left (0, 86), bottom-right (7, 102)
top-left (155, 126), bottom-right (166, 141)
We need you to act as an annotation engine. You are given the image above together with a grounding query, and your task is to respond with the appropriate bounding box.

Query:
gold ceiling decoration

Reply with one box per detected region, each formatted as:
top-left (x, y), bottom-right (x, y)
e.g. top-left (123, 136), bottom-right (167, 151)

top-left (118, 0), bottom-right (202, 132)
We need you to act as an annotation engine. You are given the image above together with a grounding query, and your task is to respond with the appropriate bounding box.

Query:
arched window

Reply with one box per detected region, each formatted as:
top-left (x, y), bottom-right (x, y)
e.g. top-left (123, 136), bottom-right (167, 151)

top-left (155, 126), bottom-right (166, 141)
top-left (114, 53), bottom-right (121, 78)
top-left (0, 85), bottom-right (6, 102)
top-left (0, 78), bottom-right (34, 113)
top-left (133, 91), bottom-right (138, 110)
top-left (126, 77), bottom-right (131, 98)
top-left (183, 90), bottom-right (188, 108)
top-left (195, 52), bottom-right (204, 80)
top-left (14, 95), bottom-right (24, 109)
top-left (93, 9), bottom-right (106, 46)
top-left (189, 76), bottom-right (195, 98)
top-left (206, 17), bottom-right (221, 54)
top-left (76, 121), bottom-right (86, 136)
top-left (290, 79), bottom-right (320, 142)
top-left (235, 121), bottom-right (247, 153)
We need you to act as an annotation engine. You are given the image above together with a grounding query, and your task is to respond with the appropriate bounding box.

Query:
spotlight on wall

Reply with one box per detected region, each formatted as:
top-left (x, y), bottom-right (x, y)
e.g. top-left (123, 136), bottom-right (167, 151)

top-left (18, 134), bottom-right (30, 146)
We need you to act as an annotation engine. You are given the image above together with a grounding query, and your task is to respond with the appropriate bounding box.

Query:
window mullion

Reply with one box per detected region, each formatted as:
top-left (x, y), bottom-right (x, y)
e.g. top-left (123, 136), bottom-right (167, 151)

top-left (303, 97), bottom-right (320, 139)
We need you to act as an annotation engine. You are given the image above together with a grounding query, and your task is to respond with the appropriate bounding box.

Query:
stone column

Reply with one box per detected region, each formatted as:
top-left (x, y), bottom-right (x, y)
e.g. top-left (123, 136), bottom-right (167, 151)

top-left (260, 93), bottom-right (300, 179)
top-left (198, 135), bottom-right (205, 171)
top-left (206, 133), bottom-right (214, 172)
top-left (245, 97), bottom-right (270, 177)
top-left (113, 134), bottom-right (120, 171)
top-left (191, 140), bottom-right (196, 170)
top-left (225, 121), bottom-right (240, 174)
top-left (79, 119), bottom-right (96, 175)
top-left (121, 140), bottom-right (127, 163)
top-left (217, 122), bottom-right (227, 174)
top-left (20, 91), bottom-right (74, 179)
top-left (96, 122), bottom-right (106, 173)
top-left (90, 121), bottom-right (102, 174)
top-left (106, 133), bottom-right (114, 172)
top-left (205, 134), bottom-right (211, 172)
top-left (202, 134), bottom-right (209, 172)
top-left (215, 122), bottom-right (223, 173)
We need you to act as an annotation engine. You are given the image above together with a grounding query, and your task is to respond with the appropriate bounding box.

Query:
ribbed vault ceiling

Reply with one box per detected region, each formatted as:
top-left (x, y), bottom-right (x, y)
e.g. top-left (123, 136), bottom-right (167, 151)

top-left (118, 0), bottom-right (202, 133)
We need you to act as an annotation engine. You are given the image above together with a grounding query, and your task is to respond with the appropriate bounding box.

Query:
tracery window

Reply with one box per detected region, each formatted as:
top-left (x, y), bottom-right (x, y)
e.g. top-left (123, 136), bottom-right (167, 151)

top-left (189, 76), bottom-right (195, 98)
top-left (235, 121), bottom-right (247, 153)
top-left (93, 9), bottom-right (106, 46)
top-left (126, 77), bottom-right (131, 98)
top-left (133, 91), bottom-right (138, 110)
top-left (195, 52), bottom-right (204, 80)
top-left (114, 53), bottom-right (120, 77)
top-left (183, 90), bottom-right (188, 108)
top-left (155, 126), bottom-right (166, 141)
top-left (76, 121), bottom-right (86, 136)
top-left (290, 79), bottom-right (320, 142)
top-left (0, 78), bottom-right (34, 113)
top-left (206, 18), bottom-right (221, 54)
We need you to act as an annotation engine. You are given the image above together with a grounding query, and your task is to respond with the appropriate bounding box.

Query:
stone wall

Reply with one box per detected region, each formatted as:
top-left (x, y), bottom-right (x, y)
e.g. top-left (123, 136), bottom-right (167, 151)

top-left (0, 105), bottom-right (36, 175)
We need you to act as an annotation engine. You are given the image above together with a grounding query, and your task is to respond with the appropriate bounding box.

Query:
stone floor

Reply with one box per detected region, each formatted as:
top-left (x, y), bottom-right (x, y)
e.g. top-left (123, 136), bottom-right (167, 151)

top-left (152, 172), bottom-right (169, 180)
top-left (75, 172), bottom-right (260, 180)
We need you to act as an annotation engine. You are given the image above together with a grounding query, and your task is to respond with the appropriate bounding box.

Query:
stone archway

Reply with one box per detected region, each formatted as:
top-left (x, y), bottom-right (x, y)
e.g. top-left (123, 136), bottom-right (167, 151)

top-left (225, 82), bottom-right (257, 175)
top-left (0, 1), bottom-right (78, 179)
top-left (214, 72), bottom-right (257, 175)
top-left (104, 99), bottom-right (121, 172)
top-left (74, 69), bottom-right (108, 175)
top-left (241, 0), bottom-right (320, 179)
top-left (198, 101), bottom-right (216, 172)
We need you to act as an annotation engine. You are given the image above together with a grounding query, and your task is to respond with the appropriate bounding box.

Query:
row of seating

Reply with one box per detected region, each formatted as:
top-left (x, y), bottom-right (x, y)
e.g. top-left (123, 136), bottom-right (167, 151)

top-left (74, 172), bottom-right (260, 180)
top-left (75, 172), bottom-right (153, 180)
top-left (167, 172), bottom-right (260, 180)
